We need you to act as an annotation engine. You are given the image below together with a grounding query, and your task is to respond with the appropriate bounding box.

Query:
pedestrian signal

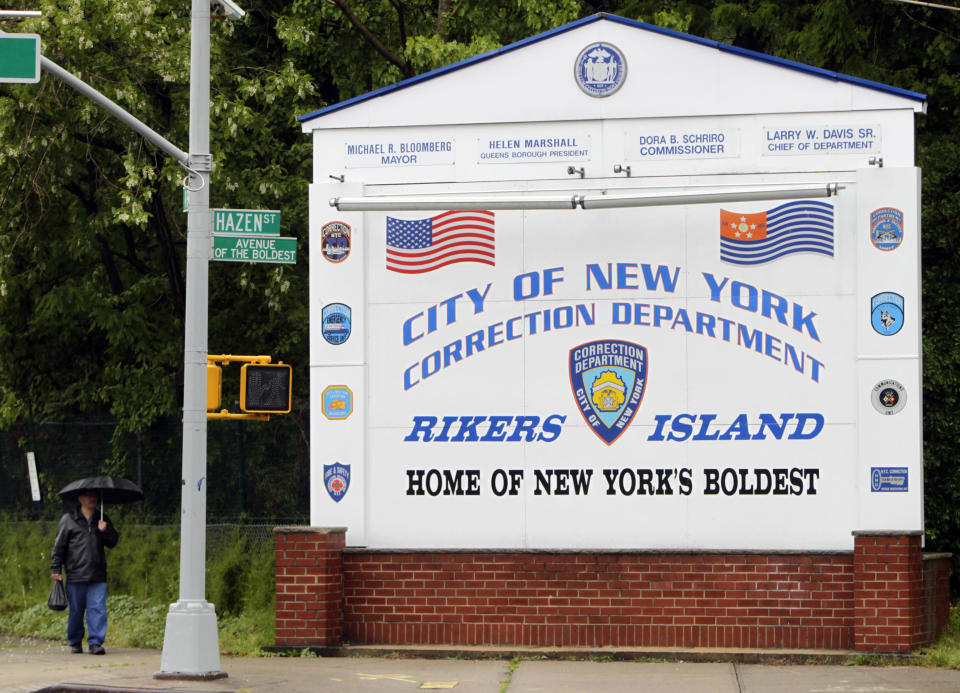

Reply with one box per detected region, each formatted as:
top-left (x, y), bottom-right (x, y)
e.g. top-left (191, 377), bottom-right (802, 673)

top-left (207, 364), bottom-right (223, 411)
top-left (240, 364), bottom-right (292, 413)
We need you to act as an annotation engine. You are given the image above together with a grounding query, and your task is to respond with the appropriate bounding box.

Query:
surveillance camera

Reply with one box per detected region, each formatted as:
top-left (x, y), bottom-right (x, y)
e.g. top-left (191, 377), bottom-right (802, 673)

top-left (210, 0), bottom-right (245, 20)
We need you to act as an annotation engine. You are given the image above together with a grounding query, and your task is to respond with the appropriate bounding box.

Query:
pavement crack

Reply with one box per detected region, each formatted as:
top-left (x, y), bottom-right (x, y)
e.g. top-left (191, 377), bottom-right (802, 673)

top-left (732, 661), bottom-right (745, 693)
top-left (499, 656), bottom-right (521, 692)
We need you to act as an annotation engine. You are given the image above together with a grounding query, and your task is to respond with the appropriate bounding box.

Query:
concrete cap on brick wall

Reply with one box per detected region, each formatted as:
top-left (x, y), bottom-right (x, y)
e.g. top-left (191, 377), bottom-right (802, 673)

top-left (922, 552), bottom-right (953, 560)
top-left (274, 526), bottom-right (348, 534)
top-left (851, 530), bottom-right (923, 537)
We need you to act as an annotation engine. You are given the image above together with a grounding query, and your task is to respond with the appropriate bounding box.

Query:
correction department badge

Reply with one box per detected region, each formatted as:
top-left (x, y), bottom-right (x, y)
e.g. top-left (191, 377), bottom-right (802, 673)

top-left (321, 221), bottom-right (351, 263)
top-left (574, 43), bottom-right (627, 98)
top-left (871, 207), bottom-right (904, 251)
top-left (324, 463), bottom-right (350, 502)
top-left (871, 379), bottom-right (906, 415)
top-left (321, 303), bottom-right (352, 345)
top-left (569, 340), bottom-right (647, 445)
top-left (871, 292), bottom-right (904, 336)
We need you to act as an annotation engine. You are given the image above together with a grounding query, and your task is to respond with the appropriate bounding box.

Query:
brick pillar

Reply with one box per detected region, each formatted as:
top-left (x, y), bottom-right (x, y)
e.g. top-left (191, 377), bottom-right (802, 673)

top-left (274, 526), bottom-right (346, 647)
top-left (853, 531), bottom-right (923, 652)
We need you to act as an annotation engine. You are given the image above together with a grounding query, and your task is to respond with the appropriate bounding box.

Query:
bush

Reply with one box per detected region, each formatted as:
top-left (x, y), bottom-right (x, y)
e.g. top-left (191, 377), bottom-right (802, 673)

top-left (0, 521), bottom-right (276, 654)
top-left (0, 522), bottom-right (56, 612)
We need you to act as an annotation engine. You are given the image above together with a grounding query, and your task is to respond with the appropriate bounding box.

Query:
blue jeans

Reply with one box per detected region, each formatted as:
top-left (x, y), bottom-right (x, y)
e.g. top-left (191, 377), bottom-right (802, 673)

top-left (65, 582), bottom-right (107, 647)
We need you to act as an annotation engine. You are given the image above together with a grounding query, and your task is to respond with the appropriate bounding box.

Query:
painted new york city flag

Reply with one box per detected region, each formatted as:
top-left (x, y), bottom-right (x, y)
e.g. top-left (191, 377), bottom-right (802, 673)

top-left (720, 200), bottom-right (834, 265)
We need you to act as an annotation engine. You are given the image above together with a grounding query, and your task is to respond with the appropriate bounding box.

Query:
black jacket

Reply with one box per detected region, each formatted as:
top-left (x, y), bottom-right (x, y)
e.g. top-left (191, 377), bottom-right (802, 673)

top-left (50, 506), bottom-right (119, 583)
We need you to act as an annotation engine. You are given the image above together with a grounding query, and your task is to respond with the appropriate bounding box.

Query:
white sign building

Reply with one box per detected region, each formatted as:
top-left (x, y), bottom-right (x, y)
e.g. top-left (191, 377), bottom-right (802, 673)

top-left (300, 14), bottom-right (925, 551)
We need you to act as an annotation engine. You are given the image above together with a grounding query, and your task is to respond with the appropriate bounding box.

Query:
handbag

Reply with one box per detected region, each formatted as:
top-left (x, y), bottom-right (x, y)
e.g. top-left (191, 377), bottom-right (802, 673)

top-left (47, 580), bottom-right (67, 611)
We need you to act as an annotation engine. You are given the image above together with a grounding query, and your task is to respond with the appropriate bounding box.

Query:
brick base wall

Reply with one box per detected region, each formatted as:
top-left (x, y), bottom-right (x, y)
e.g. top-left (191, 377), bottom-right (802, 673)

top-left (273, 528), bottom-right (951, 653)
top-left (342, 552), bottom-right (854, 649)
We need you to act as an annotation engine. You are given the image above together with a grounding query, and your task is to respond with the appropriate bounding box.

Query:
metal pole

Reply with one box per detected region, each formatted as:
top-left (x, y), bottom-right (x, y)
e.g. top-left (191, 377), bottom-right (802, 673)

top-left (158, 0), bottom-right (222, 678)
top-left (40, 56), bottom-right (188, 165)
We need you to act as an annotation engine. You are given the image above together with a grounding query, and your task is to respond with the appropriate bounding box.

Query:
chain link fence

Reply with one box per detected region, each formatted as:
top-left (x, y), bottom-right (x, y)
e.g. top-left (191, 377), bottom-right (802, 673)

top-left (5, 521), bottom-right (283, 554)
top-left (0, 415), bottom-right (310, 524)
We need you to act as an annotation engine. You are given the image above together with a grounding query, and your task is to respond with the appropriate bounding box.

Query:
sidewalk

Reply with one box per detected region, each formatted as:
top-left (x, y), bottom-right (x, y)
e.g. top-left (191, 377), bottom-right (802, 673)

top-left (5, 637), bottom-right (960, 693)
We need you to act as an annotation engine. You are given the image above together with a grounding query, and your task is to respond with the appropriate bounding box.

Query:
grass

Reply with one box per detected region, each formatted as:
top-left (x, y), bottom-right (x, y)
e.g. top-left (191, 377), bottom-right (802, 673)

top-left (922, 606), bottom-right (960, 669)
top-left (0, 521), bottom-right (275, 655)
top-left (499, 656), bottom-right (520, 693)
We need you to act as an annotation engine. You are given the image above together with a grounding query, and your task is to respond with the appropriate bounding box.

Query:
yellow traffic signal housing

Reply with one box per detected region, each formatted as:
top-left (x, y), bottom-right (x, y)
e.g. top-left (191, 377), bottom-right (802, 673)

top-left (240, 363), bottom-right (292, 414)
top-left (206, 364), bottom-right (222, 411)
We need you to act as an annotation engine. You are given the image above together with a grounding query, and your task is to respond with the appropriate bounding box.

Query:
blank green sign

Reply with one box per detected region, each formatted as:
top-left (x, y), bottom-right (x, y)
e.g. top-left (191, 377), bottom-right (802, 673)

top-left (0, 34), bottom-right (40, 83)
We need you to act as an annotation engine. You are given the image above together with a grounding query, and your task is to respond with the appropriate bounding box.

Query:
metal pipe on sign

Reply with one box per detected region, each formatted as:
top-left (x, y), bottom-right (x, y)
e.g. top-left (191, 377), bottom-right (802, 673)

top-left (579, 184), bottom-right (842, 209)
top-left (330, 195), bottom-right (580, 211)
top-left (329, 183), bottom-right (842, 212)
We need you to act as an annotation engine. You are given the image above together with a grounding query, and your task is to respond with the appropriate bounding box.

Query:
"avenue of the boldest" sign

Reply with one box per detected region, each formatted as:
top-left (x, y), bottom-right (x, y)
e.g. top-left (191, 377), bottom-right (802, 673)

top-left (211, 208), bottom-right (297, 264)
top-left (212, 234), bottom-right (297, 263)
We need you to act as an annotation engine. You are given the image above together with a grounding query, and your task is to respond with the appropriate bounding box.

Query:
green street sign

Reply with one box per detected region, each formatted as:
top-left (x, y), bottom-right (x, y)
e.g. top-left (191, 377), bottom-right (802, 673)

top-left (212, 235), bottom-right (297, 264)
top-left (0, 34), bottom-right (40, 84)
top-left (213, 208), bottom-right (281, 236)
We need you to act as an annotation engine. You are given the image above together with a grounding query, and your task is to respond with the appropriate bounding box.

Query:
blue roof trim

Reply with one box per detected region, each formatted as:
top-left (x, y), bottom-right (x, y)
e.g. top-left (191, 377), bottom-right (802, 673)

top-left (299, 12), bottom-right (925, 123)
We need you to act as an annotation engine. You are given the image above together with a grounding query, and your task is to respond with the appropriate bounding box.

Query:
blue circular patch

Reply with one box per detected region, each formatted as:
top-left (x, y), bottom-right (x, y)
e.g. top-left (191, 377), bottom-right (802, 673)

top-left (322, 303), bottom-right (352, 345)
top-left (870, 292), bottom-right (904, 336)
top-left (574, 43), bottom-right (627, 98)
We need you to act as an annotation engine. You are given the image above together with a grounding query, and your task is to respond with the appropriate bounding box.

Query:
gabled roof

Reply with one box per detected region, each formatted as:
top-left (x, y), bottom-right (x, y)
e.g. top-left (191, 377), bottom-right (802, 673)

top-left (299, 13), bottom-right (926, 128)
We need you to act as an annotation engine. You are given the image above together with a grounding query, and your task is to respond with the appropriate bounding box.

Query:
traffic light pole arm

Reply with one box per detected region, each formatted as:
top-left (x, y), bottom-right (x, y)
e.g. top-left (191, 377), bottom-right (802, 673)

top-left (207, 410), bottom-right (270, 421)
top-left (207, 354), bottom-right (273, 365)
top-left (36, 52), bottom-right (189, 165)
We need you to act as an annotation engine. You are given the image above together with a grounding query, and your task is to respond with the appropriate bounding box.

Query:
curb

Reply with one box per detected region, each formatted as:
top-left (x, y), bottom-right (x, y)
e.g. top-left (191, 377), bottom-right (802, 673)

top-left (261, 643), bottom-right (925, 665)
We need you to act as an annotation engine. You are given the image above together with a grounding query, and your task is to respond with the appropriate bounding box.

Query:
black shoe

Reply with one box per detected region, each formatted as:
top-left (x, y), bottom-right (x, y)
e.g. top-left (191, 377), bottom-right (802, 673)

top-left (88, 645), bottom-right (105, 655)
top-left (70, 645), bottom-right (83, 654)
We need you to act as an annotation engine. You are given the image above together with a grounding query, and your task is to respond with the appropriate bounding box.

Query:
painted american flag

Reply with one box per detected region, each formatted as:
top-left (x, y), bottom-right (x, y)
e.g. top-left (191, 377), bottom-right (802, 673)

top-left (385, 210), bottom-right (495, 274)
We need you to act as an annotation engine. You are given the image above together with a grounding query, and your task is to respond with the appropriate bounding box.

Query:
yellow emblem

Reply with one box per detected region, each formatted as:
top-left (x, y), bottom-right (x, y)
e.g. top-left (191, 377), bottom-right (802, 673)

top-left (591, 371), bottom-right (626, 412)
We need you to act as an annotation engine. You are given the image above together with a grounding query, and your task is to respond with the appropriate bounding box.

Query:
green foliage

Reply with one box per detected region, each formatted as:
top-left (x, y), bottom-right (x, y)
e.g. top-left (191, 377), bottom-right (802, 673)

top-left (0, 522), bottom-right (275, 655)
top-left (206, 527), bottom-right (276, 617)
top-left (924, 606), bottom-right (960, 669)
top-left (106, 524), bottom-right (180, 605)
top-left (217, 608), bottom-right (276, 656)
top-left (0, 0), bottom-right (314, 436)
top-left (0, 522), bottom-right (57, 611)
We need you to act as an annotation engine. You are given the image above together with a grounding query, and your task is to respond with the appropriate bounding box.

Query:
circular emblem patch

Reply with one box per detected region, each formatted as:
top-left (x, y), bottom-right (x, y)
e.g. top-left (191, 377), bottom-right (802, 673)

top-left (574, 43), bottom-right (627, 98)
top-left (870, 292), bottom-right (904, 336)
top-left (871, 379), bottom-right (906, 415)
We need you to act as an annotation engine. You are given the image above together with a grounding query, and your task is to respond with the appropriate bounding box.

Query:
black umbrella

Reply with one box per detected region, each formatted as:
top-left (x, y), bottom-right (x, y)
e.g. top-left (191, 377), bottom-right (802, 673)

top-left (58, 476), bottom-right (145, 520)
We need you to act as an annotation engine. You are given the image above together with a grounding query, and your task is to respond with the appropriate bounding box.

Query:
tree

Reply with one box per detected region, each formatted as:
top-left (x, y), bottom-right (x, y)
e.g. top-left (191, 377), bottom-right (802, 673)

top-left (0, 0), bottom-right (317, 517)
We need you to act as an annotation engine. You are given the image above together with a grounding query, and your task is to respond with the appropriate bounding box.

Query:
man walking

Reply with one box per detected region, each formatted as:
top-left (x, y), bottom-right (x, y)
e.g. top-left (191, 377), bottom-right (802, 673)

top-left (50, 490), bottom-right (119, 655)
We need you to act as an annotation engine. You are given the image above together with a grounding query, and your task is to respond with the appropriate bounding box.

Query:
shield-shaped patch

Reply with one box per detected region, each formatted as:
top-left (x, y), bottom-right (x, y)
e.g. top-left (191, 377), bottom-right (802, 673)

top-left (324, 463), bottom-right (350, 502)
top-left (569, 340), bottom-right (647, 445)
